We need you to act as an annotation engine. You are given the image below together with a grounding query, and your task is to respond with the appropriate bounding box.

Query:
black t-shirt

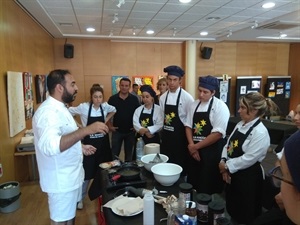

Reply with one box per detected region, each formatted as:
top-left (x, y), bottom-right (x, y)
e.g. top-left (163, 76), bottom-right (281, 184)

top-left (108, 93), bottom-right (140, 133)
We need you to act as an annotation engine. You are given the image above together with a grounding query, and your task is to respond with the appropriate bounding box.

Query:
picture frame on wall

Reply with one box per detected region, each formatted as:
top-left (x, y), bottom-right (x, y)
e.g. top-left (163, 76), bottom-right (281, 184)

top-left (112, 75), bottom-right (128, 95)
top-left (35, 75), bottom-right (47, 103)
top-left (132, 75), bottom-right (154, 95)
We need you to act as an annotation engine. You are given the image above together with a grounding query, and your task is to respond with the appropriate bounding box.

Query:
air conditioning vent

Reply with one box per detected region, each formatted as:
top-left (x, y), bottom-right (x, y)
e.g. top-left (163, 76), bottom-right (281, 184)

top-left (257, 21), bottom-right (300, 30)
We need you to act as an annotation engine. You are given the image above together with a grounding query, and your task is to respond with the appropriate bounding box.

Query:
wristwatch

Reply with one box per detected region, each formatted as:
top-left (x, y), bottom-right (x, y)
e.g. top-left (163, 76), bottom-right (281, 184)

top-left (220, 157), bottom-right (227, 163)
top-left (224, 163), bottom-right (228, 170)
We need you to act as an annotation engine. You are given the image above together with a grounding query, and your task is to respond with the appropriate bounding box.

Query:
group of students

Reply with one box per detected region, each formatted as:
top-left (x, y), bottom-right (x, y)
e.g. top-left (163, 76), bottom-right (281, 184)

top-left (32, 68), bottom-right (300, 225)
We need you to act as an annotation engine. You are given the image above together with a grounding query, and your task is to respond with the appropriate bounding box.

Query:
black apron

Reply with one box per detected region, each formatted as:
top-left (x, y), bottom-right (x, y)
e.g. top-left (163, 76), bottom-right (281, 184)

top-left (83, 104), bottom-right (112, 180)
top-left (138, 106), bottom-right (160, 144)
top-left (187, 98), bottom-right (224, 194)
top-left (225, 119), bottom-right (263, 224)
top-left (161, 89), bottom-right (188, 173)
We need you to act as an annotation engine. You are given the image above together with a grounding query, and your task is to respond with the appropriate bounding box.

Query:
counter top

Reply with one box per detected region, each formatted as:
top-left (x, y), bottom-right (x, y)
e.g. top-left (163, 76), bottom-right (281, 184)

top-left (89, 167), bottom-right (185, 225)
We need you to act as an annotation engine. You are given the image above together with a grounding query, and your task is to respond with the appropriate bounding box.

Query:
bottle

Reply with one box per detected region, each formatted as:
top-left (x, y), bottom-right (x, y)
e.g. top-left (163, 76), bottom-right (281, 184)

top-left (143, 192), bottom-right (154, 225)
top-left (136, 137), bottom-right (145, 167)
top-left (185, 201), bottom-right (197, 225)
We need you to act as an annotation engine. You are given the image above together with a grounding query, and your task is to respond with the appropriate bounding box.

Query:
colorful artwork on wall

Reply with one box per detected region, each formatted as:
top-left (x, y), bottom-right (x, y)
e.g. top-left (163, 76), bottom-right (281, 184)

top-left (132, 76), bottom-right (154, 95)
top-left (111, 75), bottom-right (128, 95)
top-left (23, 72), bottom-right (34, 120)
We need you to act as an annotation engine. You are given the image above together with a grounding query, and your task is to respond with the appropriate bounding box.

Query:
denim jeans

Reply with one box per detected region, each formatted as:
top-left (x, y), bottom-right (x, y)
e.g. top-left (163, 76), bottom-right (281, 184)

top-left (111, 131), bottom-right (135, 161)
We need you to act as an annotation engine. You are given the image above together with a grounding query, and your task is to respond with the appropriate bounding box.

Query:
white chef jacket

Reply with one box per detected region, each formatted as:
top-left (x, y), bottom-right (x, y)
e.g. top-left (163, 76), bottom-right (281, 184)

top-left (32, 96), bottom-right (84, 193)
top-left (185, 96), bottom-right (230, 138)
top-left (159, 87), bottom-right (194, 125)
top-left (221, 117), bottom-right (270, 174)
top-left (133, 104), bottom-right (164, 134)
top-left (68, 102), bottom-right (116, 126)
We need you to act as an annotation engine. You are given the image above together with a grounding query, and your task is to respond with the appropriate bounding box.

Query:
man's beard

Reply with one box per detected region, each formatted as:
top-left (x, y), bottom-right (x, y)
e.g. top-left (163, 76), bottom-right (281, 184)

top-left (62, 88), bottom-right (76, 103)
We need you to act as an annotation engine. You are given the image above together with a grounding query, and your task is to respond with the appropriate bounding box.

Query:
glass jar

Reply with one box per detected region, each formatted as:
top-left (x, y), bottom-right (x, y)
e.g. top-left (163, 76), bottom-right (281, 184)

top-left (179, 183), bottom-right (193, 202)
top-left (208, 200), bottom-right (225, 225)
top-left (196, 193), bottom-right (211, 224)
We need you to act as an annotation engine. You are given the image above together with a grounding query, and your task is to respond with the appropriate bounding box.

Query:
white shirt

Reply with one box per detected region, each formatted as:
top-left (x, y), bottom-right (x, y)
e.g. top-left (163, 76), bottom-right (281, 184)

top-left (185, 96), bottom-right (230, 138)
top-left (32, 96), bottom-right (84, 193)
top-left (159, 87), bottom-right (194, 125)
top-left (68, 102), bottom-right (116, 126)
top-left (133, 104), bottom-right (164, 134)
top-left (222, 117), bottom-right (270, 174)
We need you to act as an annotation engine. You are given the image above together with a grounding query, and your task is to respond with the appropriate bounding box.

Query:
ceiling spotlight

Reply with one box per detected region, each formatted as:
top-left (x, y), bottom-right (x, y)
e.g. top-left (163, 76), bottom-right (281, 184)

top-left (86, 27), bottom-right (95, 32)
top-left (200, 31), bottom-right (208, 36)
top-left (251, 21), bottom-right (258, 29)
top-left (117, 0), bottom-right (125, 8)
top-left (112, 13), bottom-right (119, 23)
top-left (172, 28), bottom-right (177, 37)
top-left (279, 33), bottom-right (287, 38)
top-left (226, 30), bottom-right (232, 38)
top-left (262, 2), bottom-right (275, 9)
top-left (133, 26), bottom-right (136, 36)
top-left (179, 0), bottom-right (191, 3)
top-left (146, 29), bottom-right (154, 35)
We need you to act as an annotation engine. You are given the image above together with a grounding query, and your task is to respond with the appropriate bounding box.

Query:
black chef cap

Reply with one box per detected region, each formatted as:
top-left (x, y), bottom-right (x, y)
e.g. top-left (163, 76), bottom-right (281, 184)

top-left (163, 65), bottom-right (185, 77)
top-left (140, 85), bottom-right (156, 97)
top-left (199, 75), bottom-right (219, 91)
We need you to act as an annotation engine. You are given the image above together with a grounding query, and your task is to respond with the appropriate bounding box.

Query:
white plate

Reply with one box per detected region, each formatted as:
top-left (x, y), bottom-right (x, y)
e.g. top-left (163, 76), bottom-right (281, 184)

top-left (111, 197), bottom-right (143, 217)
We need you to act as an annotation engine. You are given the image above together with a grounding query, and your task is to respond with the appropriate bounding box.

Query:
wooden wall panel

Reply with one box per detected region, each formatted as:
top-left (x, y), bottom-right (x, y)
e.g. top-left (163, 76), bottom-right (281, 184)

top-left (83, 40), bottom-right (111, 75)
top-left (275, 43), bottom-right (290, 75)
top-left (161, 44), bottom-right (184, 69)
top-left (111, 42), bottom-right (137, 75)
top-left (236, 43), bottom-right (258, 75)
top-left (0, 1), bottom-right (54, 182)
top-left (215, 42), bottom-right (237, 76)
top-left (289, 44), bottom-right (300, 110)
top-left (136, 43), bottom-right (161, 75)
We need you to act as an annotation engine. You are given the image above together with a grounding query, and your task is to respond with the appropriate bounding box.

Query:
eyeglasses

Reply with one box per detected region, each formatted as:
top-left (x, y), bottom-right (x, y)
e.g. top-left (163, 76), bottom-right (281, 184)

top-left (269, 166), bottom-right (294, 188)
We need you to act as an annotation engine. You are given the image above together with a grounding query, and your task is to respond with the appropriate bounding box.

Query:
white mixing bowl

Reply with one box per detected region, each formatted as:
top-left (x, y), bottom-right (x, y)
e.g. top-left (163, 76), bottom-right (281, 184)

top-left (141, 154), bottom-right (169, 172)
top-left (151, 163), bottom-right (182, 186)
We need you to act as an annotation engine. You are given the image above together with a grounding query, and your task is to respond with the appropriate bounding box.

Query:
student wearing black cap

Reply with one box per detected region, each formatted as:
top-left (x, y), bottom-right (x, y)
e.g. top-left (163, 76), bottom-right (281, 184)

top-left (159, 65), bottom-right (194, 173)
top-left (185, 75), bottom-right (230, 194)
top-left (133, 85), bottom-right (163, 144)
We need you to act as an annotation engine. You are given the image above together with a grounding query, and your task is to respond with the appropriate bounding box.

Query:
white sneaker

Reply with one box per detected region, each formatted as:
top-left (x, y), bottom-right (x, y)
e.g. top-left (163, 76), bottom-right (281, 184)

top-left (77, 201), bottom-right (83, 210)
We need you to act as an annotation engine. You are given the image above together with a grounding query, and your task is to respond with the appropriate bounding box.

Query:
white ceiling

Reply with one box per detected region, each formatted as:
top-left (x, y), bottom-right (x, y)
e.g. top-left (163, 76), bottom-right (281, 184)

top-left (15, 0), bottom-right (300, 42)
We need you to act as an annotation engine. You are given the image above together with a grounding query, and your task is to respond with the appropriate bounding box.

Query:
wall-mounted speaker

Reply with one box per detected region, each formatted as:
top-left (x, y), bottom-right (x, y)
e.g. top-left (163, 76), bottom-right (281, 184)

top-left (201, 47), bottom-right (213, 59)
top-left (64, 43), bottom-right (74, 58)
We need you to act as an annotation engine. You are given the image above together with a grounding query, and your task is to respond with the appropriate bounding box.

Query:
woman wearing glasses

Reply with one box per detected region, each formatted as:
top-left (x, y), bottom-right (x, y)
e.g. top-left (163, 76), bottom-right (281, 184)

top-left (252, 105), bottom-right (300, 225)
top-left (270, 130), bottom-right (300, 225)
top-left (219, 92), bottom-right (278, 225)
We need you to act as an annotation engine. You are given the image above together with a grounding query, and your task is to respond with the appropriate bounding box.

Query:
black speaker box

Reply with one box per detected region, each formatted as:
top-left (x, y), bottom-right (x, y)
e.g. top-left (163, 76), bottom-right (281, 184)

top-left (201, 47), bottom-right (213, 59)
top-left (64, 44), bottom-right (74, 58)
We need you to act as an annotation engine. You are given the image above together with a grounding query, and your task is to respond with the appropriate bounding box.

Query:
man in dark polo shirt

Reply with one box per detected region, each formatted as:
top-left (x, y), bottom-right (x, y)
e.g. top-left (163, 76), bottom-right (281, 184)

top-left (108, 77), bottom-right (140, 161)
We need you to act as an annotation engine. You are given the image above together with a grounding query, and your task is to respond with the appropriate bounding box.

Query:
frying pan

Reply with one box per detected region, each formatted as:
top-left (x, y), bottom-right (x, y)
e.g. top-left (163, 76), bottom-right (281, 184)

top-left (115, 162), bottom-right (141, 181)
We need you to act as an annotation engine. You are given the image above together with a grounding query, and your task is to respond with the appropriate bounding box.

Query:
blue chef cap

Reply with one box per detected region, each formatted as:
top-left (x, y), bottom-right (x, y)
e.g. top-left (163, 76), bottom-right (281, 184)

top-left (284, 130), bottom-right (300, 192)
top-left (163, 65), bottom-right (185, 77)
top-left (199, 75), bottom-right (219, 91)
top-left (140, 85), bottom-right (156, 97)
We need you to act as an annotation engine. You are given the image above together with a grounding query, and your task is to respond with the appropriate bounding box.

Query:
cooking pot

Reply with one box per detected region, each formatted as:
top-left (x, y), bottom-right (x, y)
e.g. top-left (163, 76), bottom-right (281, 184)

top-left (115, 162), bottom-right (141, 181)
